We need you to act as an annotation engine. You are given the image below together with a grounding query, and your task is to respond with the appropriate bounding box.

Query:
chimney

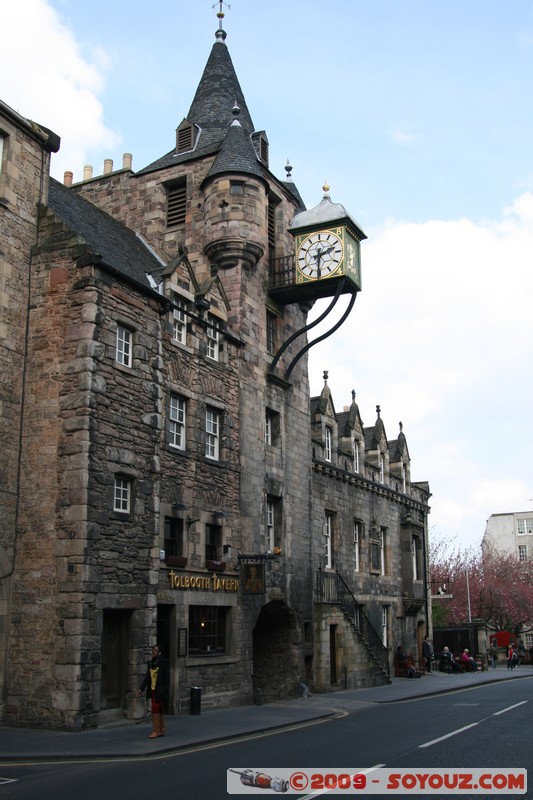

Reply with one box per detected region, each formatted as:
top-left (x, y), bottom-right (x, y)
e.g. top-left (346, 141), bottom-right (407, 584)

top-left (122, 152), bottom-right (133, 171)
top-left (83, 164), bottom-right (93, 181)
top-left (63, 171), bottom-right (73, 187)
top-left (103, 158), bottom-right (113, 174)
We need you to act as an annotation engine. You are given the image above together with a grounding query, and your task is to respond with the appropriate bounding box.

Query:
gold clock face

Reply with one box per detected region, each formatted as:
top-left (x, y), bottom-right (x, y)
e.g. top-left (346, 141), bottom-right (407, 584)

top-left (297, 230), bottom-right (344, 280)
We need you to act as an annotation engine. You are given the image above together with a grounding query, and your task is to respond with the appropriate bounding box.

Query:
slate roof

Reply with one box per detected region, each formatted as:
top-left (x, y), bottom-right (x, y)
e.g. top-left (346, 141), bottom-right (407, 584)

top-left (138, 35), bottom-right (254, 175)
top-left (47, 178), bottom-right (166, 295)
top-left (205, 118), bottom-right (265, 184)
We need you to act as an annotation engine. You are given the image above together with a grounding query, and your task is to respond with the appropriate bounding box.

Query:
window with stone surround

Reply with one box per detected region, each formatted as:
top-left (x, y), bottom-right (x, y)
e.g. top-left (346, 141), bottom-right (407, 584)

top-left (517, 518), bottom-right (533, 535)
top-left (324, 512), bottom-right (334, 568)
top-left (519, 544), bottom-right (528, 562)
top-left (411, 534), bottom-right (422, 580)
top-left (381, 605), bottom-right (389, 647)
top-left (0, 133), bottom-right (4, 175)
top-left (168, 393), bottom-right (186, 450)
top-left (353, 520), bottom-right (362, 572)
top-left (116, 324), bottom-right (132, 367)
top-left (113, 476), bottom-right (131, 513)
top-left (266, 310), bottom-right (277, 355)
top-left (266, 496), bottom-right (282, 552)
top-left (265, 408), bottom-right (280, 447)
top-left (370, 526), bottom-right (385, 574)
top-left (205, 407), bottom-right (220, 460)
top-left (188, 605), bottom-right (227, 655)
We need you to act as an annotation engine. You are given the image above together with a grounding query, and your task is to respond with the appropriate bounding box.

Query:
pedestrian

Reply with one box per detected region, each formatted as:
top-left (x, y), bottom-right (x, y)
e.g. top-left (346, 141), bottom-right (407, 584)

top-left (489, 639), bottom-right (498, 669)
top-left (507, 643), bottom-right (515, 671)
top-left (137, 644), bottom-right (170, 739)
top-left (422, 635), bottom-right (433, 673)
top-left (517, 639), bottom-right (526, 666)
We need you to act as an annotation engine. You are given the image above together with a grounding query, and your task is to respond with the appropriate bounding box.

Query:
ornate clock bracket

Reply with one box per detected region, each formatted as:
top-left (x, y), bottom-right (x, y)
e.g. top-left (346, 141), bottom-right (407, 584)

top-left (268, 278), bottom-right (357, 384)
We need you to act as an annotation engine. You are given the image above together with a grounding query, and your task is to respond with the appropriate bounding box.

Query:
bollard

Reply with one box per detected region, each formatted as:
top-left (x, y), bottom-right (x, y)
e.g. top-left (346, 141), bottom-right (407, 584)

top-left (190, 686), bottom-right (201, 715)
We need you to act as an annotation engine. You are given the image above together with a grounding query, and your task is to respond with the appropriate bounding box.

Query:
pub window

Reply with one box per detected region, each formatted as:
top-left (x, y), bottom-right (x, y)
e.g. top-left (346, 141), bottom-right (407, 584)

top-left (166, 179), bottom-right (186, 227)
top-left (205, 523), bottom-right (222, 563)
top-left (164, 517), bottom-right (184, 557)
top-left (189, 606), bottom-right (227, 655)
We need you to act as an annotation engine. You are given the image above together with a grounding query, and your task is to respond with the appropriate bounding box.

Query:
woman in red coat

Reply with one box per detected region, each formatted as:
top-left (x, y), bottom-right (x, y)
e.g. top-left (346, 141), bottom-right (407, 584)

top-left (137, 644), bottom-right (170, 738)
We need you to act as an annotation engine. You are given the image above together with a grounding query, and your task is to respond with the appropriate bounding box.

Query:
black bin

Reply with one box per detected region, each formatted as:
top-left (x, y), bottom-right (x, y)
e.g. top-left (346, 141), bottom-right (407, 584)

top-left (190, 686), bottom-right (201, 715)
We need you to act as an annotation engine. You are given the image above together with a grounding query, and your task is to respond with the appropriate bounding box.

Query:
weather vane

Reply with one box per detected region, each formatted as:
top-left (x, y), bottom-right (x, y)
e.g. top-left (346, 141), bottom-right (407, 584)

top-left (213, 0), bottom-right (231, 25)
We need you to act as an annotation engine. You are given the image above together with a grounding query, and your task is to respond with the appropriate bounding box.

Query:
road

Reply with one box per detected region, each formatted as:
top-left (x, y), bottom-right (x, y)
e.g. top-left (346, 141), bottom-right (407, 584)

top-left (0, 679), bottom-right (531, 799)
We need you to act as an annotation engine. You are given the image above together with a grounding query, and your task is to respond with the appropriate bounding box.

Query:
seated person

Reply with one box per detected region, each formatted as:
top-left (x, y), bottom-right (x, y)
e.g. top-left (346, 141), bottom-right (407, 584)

top-left (395, 645), bottom-right (421, 678)
top-left (460, 648), bottom-right (477, 671)
top-left (439, 646), bottom-right (459, 673)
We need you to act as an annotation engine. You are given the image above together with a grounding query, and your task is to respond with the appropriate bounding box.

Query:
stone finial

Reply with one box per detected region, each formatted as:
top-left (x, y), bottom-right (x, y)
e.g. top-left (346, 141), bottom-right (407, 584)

top-left (376, 405), bottom-right (381, 417)
top-left (323, 370), bottom-right (329, 383)
top-left (285, 159), bottom-right (293, 180)
top-left (399, 421), bottom-right (403, 432)
top-left (351, 389), bottom-right (356, 402)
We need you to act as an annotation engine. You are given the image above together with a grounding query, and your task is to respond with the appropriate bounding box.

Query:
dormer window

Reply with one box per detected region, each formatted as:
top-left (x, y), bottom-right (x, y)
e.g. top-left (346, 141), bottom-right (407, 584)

top-left (172, 296), bottom-right (187, 345)
top-left (379, 453), bottom-right (385, 483)
top-left (206, 313), bottom-right (221, 361)
top-left (176, 119), bottom-right (196, 154)
top-left (251, 131), bottom-right (269, 167)
top-left (353, 439), bottom-right (360, 472)
top-left (324, 427), bottom-right (332, 462)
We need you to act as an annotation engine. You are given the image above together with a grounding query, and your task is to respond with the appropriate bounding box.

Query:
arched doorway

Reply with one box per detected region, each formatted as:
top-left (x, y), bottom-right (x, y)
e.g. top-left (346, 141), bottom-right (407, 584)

top-left (252, 600), bottom-right (300, 702)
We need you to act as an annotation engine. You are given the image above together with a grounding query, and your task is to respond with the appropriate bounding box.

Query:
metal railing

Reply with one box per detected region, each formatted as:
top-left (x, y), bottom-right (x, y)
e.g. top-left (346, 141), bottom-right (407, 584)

top-left (268, 254), bottom-right (295, 290)
top-left (315, 568), bottom-right (390, 678)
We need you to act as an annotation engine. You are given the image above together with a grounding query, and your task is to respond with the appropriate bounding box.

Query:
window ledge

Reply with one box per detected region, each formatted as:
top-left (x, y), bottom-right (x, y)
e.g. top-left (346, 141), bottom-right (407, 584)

top-left (186, 655), bottom-right (237, 667)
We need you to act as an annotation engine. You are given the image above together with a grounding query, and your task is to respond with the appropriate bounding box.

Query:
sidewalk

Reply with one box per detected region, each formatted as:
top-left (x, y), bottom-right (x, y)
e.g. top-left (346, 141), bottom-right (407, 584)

top-left (0, 667), bottom-right (530, 763)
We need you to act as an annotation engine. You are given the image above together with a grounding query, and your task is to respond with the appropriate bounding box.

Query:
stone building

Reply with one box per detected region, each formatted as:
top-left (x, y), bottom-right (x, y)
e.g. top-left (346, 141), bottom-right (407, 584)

top-left (0, 17), bottom-right (431, 729)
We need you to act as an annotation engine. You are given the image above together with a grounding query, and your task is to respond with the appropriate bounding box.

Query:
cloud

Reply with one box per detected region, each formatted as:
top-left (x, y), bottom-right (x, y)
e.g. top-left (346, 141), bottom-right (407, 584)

top-left (1, 0), bottom-right (119, 179)
top-left (309, 194), bottom-right (533, 548)
top-left (392, 129), bottom-right (419, 144)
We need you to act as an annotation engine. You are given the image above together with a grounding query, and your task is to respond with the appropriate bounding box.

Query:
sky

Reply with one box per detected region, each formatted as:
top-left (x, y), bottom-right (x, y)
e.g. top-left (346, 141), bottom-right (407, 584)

top-left (3, 0), bottom-right (533, 551)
